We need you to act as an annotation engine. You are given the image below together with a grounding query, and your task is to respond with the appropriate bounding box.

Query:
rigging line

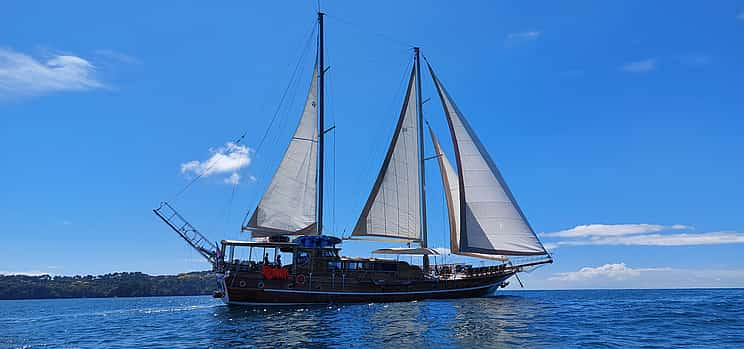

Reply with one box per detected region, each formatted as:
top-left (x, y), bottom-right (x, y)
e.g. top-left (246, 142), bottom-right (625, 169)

top-left (324, 13), bottom-right (417, 49)
top-left (441, 167), bottom-right (447, 253)
top-left (325, 59), bottom-right (337, 236)
top-left (346, 58), bottom-right (413, 234)
top-left (172, 20), bottom-right (316, 200)
top-left (333, 125), bottom-right (336, 235)
top-left (250, 21), bottom-right (317, 159)
top-left (224, 34), bottom-right (315, 232)
top-left (215, 21), bottom-right (317, 234)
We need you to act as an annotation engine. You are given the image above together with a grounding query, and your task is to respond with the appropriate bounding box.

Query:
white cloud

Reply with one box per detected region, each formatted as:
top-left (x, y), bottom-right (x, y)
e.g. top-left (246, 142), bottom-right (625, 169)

top-left (622, 58), bottom-right (656, 73)
top-left (181, 142), bottom-right (252, 184)
top-left (738, 12), bottom-right (744, 21)
top-left (543, 224), bottom-right (691, 238)
top-left (554, 231), bottom-right (744, 247)
top-left (0, 47), bottom-right (104, 99)
top-left (543, 224), bottom-right (744, 248)
top-left (224, 173), bottom-right (241, 185)
top-left (549, 263), bottom-right (669, 282)
top-left (517, 263), bottom-right (744, 289)
top-left (62, 220), bottom-right (72, 225)
top-left (507, 31), bottom-right (541, 41)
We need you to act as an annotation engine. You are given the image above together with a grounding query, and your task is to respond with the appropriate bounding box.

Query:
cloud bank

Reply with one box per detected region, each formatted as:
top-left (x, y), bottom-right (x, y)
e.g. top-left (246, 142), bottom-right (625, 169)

top-left (550, 263), bottom-right (670, 282)
top-left (0, 48), bottom-right (104, 99)
top-left (543, 224), bottom-right (744, 247)
top-left (517, 263), bottom-right (744, 289)
top-left (543, 224), bottom-right (691, 238)
top-left (556, 231), bottom-right (744, 247)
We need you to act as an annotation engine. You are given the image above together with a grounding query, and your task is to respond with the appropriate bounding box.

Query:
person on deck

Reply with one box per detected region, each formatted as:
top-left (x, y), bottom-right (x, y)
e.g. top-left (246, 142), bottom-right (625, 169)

top-left (275, 254), bottom-right (282, 267)
top-left (263, 253), bottom-right (269, 265)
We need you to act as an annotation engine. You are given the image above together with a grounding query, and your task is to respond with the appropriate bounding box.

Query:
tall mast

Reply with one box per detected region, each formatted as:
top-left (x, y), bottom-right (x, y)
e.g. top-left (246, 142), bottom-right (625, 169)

top-left (317, 12), bottom-right (325, 235)
top-left (414, 47), bottom-right (428, 268)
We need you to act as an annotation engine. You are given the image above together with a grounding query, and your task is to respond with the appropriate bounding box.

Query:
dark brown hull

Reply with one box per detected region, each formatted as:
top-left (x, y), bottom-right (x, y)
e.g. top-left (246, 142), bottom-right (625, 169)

top-left (218, 272), bottom-right (514, 305)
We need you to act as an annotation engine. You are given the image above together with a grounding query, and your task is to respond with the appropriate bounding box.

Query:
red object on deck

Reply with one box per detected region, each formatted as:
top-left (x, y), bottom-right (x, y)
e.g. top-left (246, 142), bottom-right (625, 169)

top-left (261, 265), bottom-right (289, 280)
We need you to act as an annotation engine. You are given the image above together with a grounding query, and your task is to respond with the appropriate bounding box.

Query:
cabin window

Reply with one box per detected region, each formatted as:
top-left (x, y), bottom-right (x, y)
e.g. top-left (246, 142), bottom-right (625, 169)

top-left (297, 251), bottom-right (310, 265)
top-left (343, 262), bottom-right (357, 270)
top-left (320, 250), bottom-right (337, 258)
top-left (328, 261), bottom-right (341, 270)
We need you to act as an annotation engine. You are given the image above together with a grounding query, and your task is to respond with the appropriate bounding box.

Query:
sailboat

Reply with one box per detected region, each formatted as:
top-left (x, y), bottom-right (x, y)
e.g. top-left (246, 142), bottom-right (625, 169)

top-left (154, 12), bottom-right (551, 305)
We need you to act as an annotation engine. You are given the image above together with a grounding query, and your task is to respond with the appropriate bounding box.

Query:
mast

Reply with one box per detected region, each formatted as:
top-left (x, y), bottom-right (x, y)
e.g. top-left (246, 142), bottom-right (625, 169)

top-left (414, 47), bottom-right (429, 269)
top-left (317, 12), bottom-right (325, 235)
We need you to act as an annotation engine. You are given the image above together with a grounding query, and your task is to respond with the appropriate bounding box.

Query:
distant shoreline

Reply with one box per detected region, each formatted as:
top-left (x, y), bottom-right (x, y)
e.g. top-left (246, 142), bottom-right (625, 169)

top-left (0, 271), bottom-right (214, 300)
top-left (3, 272), bottom-right (740, 301)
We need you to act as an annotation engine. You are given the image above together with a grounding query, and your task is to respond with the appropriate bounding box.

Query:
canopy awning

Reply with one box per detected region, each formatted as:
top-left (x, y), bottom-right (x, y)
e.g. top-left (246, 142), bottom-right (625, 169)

top-left (221, 240), bottom-right (298, 248)
top-left (372, 247), bottom-right (440, 255)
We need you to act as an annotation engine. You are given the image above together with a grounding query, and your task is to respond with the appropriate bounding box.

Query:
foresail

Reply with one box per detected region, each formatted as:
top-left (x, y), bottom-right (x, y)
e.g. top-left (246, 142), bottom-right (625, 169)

top-left (248, 64), bottom-right (319, 236)
top-left (428, 126), bottom-right (460, 251)
top-left (428, 64), bottom-right (547, 256)
top-left (352, 69), bottom-right (421, 240)
top-left (429, 126), bottom-right (508, 262)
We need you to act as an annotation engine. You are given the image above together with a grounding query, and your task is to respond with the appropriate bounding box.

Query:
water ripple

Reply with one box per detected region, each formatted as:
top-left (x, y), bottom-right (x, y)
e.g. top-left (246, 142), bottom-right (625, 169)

top-left (1, 290), bottom-right (743, 348)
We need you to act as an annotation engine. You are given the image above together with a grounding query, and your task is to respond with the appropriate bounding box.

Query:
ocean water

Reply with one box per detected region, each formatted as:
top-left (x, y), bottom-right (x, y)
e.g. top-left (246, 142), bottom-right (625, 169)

top-left (1, 289), bottom-right (742, 348)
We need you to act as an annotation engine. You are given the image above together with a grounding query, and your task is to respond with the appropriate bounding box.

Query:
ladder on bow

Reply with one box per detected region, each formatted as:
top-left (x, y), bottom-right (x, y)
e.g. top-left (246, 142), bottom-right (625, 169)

top-left (153, 202), bottom-right (217, 264)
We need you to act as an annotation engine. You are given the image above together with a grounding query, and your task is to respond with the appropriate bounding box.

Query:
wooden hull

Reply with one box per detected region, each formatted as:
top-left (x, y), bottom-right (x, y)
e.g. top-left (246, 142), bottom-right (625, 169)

top-left (217, 272), bottom-right (514, 305)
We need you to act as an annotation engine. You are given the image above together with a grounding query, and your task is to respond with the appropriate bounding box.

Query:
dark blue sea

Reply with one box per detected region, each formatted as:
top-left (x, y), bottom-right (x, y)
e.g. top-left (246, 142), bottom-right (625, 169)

top-left (1, 289), bottom-right (742, 348)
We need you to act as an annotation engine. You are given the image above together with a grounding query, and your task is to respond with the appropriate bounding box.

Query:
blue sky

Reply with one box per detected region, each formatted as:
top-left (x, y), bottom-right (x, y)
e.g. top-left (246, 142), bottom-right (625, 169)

top-left (2, 1), bottom-right (743, 289)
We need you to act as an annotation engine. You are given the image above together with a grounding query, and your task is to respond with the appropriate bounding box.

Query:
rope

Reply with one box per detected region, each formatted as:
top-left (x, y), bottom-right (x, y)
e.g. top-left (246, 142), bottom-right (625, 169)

top-left (345, 58), bottom-right (413, 233)
top-left (171, 20), bottom-right (316, 201)
top-left (325, 13), bottom-right (418, 49)
top-left (326, 56), bottom-right (337, 236)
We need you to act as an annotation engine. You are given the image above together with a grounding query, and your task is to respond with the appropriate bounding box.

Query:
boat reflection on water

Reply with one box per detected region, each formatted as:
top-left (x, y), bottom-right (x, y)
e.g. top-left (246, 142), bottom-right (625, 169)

top-left (209, 304), bottom-right (334, 347)
top-left (207, 295), bottom-right (545, 348)
top-left (5, 290), bottom-right (741, 347)
top-left (450, 296), bottom-right (543, 347)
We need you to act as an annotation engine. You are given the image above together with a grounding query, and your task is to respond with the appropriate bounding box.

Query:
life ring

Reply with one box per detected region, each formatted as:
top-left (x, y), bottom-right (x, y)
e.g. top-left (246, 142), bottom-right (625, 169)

top-left (239, 280), bottom-right (247, 288)
top-left (296, 274), bottom-right (306, 285)
top-left (257, 281), bottom-right (265, 289)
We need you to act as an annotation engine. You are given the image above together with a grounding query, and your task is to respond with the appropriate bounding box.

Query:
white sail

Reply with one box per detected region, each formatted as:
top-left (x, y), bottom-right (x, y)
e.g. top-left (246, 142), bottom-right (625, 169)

top-left (352, 69), bottom-right (421, 240)
top-left (428, 64), bottom-right (547, 255)
top-left (248, 64), bottom-right (319, 236)
top-left (429, 126), bottom-right (508, 261)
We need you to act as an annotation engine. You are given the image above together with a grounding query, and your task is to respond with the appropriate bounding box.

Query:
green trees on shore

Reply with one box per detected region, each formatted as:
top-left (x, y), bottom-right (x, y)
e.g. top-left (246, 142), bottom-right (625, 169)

top-left (0, 271), bottom-right (215, 300)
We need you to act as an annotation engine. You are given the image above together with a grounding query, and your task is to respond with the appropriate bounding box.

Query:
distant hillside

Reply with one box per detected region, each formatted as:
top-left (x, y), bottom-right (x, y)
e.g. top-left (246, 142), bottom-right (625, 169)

top-left (0, 271), bottom-right (215, 300)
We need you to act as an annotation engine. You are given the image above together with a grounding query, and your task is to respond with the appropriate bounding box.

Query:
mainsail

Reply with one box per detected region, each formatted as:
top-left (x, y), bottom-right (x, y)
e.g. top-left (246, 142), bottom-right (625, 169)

top-left (428, 125), bottom-right (508, 261)
top-left (428, 63), bottom-right (547, 256)
top-left (247, 64), bottom-right (319, 236)
top-left (352, 68), bottom-right (422, 240)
